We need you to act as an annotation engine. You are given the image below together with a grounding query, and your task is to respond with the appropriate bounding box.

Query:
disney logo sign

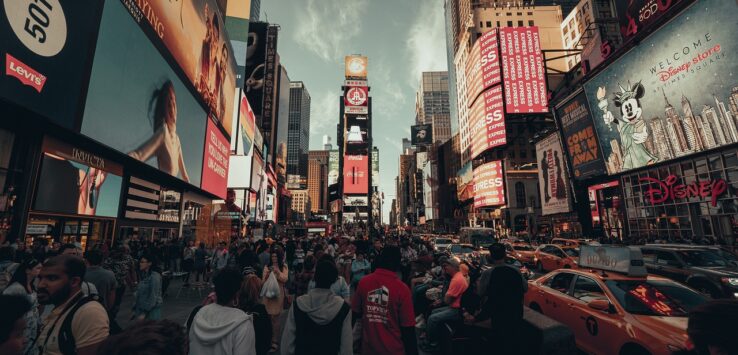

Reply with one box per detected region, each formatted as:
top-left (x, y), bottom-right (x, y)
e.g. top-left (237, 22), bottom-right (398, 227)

top-left (640, 175), bottom-right (727, 207)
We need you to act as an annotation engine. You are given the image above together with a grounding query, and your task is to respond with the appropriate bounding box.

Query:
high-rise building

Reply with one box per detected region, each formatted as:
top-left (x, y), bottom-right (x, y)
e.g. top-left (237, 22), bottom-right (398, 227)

top-left (662, 90), bottom-right (690, 156)
top-left (560, 0), bottom-right (621, 71)
top-left (250, 0), bottom-right (261, 21)
top-left (288, 82), bottom-right (311, 186)
top-left (416, 72), bottom-right (452, 144)
top-left (308, 150), bottom-right (329, 214)
top-left (290, 189), bottom-right (310, 220)
top-left (323, 135), bottom-right (333, 150)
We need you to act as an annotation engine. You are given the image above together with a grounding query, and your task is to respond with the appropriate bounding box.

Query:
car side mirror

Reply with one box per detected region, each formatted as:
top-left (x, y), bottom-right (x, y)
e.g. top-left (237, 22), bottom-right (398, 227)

top-left (588, 299), bottom-right (612, 312)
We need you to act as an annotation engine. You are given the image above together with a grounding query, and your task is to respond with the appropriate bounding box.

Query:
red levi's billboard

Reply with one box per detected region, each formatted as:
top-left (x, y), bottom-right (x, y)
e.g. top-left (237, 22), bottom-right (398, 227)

top-left (470, 86), bottom-right (506, 159)
top-left (465, 29), bottom-right (501, 107)
top-left (343, 155), bottom-right (368, 194)
top-left (473, 160), bottom-right (505, 208)
top-left (201, 119), bottom-right (230, 199)
top-left (499, 27), bottom-right (548, 113)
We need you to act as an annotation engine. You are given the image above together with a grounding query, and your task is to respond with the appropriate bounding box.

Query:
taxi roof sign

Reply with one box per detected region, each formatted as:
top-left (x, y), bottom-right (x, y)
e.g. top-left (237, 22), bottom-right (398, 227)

top-left (579, 245), bottom-right (647, 277)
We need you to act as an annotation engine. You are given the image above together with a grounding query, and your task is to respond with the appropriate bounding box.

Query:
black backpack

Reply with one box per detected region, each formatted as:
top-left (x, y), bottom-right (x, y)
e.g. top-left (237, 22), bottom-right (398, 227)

top-left (294, 301), bottom-right (350, 355)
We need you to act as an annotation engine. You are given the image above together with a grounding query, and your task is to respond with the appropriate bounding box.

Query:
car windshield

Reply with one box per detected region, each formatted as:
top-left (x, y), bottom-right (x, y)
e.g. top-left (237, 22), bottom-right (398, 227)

top-left (513, 245), bottom-right (534, 251)
top-left (436, 239), bottom-right (452, 245)
top-left (605, 280), bottom-right (707, 317)
top-left (563, 249), bottom-right (579, 257)
top-left (676, 250), bottom-right (729, 267)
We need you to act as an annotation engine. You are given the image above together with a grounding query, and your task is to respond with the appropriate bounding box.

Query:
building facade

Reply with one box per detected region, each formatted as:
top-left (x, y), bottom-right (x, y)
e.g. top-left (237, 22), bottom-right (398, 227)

top-left (290, 189), bottom-right (310, 221)
top-left (416, 72), bottom-right (453, 144)
top-left (288, 81), bottom-right (311, 186)
top-left (307, 150), bottom-right (329, 214)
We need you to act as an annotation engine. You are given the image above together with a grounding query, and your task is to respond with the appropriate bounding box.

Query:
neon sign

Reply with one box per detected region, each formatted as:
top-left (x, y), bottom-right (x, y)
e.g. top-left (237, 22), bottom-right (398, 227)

top-left (640, 175), bottom-right (727, 207)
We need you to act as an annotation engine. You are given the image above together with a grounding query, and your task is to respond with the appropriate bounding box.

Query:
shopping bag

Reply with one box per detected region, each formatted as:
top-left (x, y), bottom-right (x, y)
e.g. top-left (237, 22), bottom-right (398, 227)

top-left (261, 271), bottom-right (280, 299)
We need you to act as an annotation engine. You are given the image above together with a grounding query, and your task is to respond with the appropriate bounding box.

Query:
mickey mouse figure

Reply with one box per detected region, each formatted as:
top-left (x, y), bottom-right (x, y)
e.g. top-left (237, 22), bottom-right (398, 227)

top-left (597, 81), bottom-right (657, 170)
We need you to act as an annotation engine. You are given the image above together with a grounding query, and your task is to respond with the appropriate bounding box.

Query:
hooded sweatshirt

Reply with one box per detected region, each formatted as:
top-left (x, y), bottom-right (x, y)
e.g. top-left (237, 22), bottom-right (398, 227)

top-left (189, 303), bottom-right (256, 355)
top-left (280, 288), bottom-right (352, 355)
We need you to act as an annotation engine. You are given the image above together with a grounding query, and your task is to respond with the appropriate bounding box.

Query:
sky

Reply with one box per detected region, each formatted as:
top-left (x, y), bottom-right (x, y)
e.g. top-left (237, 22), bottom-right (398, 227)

top-left (261, 0), bottom-right (449, 223)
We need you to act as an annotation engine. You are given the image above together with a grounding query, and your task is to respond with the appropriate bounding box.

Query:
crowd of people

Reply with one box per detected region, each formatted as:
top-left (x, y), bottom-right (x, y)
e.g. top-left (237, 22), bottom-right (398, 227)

top-left (0, 233), bottom-right (736, 355)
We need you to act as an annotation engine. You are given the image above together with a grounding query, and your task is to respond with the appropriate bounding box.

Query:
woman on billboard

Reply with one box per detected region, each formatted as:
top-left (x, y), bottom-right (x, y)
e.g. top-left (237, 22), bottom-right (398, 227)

top-left (128, 80), bottom-right (190, 182)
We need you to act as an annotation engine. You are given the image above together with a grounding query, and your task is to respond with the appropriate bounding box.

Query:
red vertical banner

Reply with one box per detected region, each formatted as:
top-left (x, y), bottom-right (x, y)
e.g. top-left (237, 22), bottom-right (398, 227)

top-left (473, 160), bottom-right (505, 208)
top-left (470, 86), bottom-right (506, 159)
top-left (201, 119), bottom-right (231, 199)
top-left (343, 155), bottom-right (368, 194)
top-left (500, 26), bottom-right (548, 113)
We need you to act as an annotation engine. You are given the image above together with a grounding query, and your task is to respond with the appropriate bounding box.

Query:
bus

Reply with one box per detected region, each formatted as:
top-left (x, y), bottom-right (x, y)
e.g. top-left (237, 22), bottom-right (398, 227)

top-left (459, 227), bottom-right (496, 249)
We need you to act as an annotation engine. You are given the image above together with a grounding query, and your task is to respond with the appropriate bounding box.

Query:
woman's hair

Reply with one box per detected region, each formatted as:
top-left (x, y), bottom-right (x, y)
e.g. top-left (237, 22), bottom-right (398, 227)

top-left (96, 320), bottom-right (187, 355)
top-left (240, 274), bottom-right (262, 306)
top-left (10, 257), bottom-right (40, 291)
top-left (149, 80), bottom-right (174, 131)
top-left (0, 295), bottom-right (31, 344)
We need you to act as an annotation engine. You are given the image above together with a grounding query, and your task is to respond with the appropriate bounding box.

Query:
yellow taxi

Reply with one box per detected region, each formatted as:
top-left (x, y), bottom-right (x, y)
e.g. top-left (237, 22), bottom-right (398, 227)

top-left (525, 245), bottom-right (708, 355)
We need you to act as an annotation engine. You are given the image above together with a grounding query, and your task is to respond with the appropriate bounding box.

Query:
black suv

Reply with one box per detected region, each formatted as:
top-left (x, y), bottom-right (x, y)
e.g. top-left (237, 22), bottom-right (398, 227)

top-left (639, 245), bottom-right (738, 298)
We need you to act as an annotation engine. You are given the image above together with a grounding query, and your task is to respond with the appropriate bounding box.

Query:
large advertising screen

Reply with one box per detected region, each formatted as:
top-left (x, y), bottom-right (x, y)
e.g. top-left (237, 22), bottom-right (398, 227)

top-left (465, 29), bottom-right (501, 107)
top-left (473, 160), bottom-right (505, 208)
top-left (117, 0), bottom-right (237, 137)
top-left (411, 124), bottom-right (433, 145)
top-left (328, 150), bottom-right (339, 185)
top-left (343, 155), bottom-right (368, 194)
top-left (500, 26), bottom-right (548, 113)
top-left (470, 85), bottom-right (506, 159)
top-left (344, 86), bottom-right (368, 115)
top-left (244, 22), bottom-right (267, 124)
top-left (457, 162), bottom-right (473, 201)
top-left (616, 0), bottom-right (688, 42)
top-left (82, 0), bottom-right (207, 188)
top-left (201, 119), bottom-right (230, 199)
top-left (34, 138), bottom-right (122, 218)
top-left (238, 91), bottom-right (256, 156)
top-left (0, 0), bottom-right (104, 129)
top-left (536, 134), bottom-right (571, 215)
top-left (583, 0), bottom-right (738, 175)
top-left (556, 91), bottom-right (607, 179)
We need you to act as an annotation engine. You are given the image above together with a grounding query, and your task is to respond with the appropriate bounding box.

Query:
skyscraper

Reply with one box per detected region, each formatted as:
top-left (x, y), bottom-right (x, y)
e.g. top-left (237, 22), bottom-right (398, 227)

top-left (681, 95), bottom-right (705, 151)
top-left (288, 81), bottom-right (311, 186)
top-left (250, 0), bottom-right (261, 21)
top-left (416, 71), bottom-right (452, 144)
top-left (308, 150), bottom-right (329, 214)
top-left (662, 89), bottom-right (690, 155)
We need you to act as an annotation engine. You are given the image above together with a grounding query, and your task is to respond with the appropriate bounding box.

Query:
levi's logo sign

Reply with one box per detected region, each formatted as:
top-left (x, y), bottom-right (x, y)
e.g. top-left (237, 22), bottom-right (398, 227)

top-left (5, 54), bottom-right (47, 92)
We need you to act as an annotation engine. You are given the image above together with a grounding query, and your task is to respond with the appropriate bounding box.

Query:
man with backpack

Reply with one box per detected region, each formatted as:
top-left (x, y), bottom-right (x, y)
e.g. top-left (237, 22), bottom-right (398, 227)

top-left (36, 255), bottom-right (110, 355)
top-left (281, 259), bottom-right (352, 355)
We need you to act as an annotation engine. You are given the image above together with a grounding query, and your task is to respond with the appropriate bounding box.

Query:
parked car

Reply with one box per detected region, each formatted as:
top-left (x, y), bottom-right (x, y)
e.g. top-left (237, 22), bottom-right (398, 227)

top-left (551, 238), bottom-right (581, 248)
top-left (533, 244), bottom-right (579, 272)
top-left (433, 237), bottom-right (455, 252)
top-left (645, 244), bottom-right (738, 267)
top-left (504, 243), bottom-right (536, 265)
top-left (446, 243), bottom-right (480, 261)
top-left (639, 245), bottom-right (738, 298)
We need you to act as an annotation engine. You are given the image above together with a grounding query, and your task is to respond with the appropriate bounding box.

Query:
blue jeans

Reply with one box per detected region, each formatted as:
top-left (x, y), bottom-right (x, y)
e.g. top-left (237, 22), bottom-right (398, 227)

top-left (426, 306), bottom-right (462, 346)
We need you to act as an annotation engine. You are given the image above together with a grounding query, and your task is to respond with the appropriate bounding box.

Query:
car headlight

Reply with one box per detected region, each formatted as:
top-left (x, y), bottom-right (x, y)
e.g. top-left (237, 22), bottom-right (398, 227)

top-left (721, 277), bottom-right (738, 286)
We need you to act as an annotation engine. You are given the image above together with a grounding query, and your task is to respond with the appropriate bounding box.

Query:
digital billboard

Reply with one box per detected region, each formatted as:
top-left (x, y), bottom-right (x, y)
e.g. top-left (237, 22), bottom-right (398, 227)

top-left (82, 0), bottom-right (207, 188)
top-left (34, 138), bottom-right (122, 218)
top-left (328, 150), bottom-right (339, 185)
top-left (470, 85), bottom-right (506, 159)
top-left (201, 119), bottom-right (230, 199)
top-left (616, 0), bottom-right (688, 42)
top-left (500, 26), bottom-right (548, 113)
top-left (473, 160), bottom-right (505, 208)
top-left (583, 0), bottom-right (738, 175)
top-left (536, 134), bottom-right (571, 215)
top-left (1, 0), bottom-right (104, 129)
top-left (344, 86), bottom-right (368, 115)
top-left (345, 55), bottom-right (368, 79)
top-left (556, 91), bottom-right (607, 180)
top-left (372, 149), bottom-right (379, 187)
top-left (244, 22), bottom-right (268, 124)
top-left (411, 124), bottom-right (433, 145)
top-left (238, 91), bottom-right (256, 156)
top-left (343, 155), bottom-right (368, 194)
top-left (465, 29), bottom-right (501, 107)
top-left (457, 162), bottom-right (473, 201)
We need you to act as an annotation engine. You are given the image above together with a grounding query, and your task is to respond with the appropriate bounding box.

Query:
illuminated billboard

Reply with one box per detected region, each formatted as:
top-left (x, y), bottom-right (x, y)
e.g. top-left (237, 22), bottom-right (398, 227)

top-left (345, 55), bottom-right (368, 79)
top-left (473, 160), bottom-right (505, 208)
top-left (465, 29), bottom-right (501, 107)
top-left (470, 86), bottom-right (506, 159)
top-left (343, 155), bottom-right (368, 194)
top-left (499, 26), bottom-right (548, 113)
top-left (536, 134), bottom-right (571, 215)
top-left (556, 91), bottom-right (607, 180)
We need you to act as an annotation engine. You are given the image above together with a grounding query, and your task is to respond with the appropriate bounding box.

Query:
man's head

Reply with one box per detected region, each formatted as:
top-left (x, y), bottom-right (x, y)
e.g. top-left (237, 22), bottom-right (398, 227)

top-left (213, 268), bottom-right (243, 306)
top-left (59, 243), bottom-right (80, 256)
top-left (488, 243), bottom-right (506, 264)
top-left (84, 249), bottom-right (104, 266)
top-left (376, 246), bottom-right (401, 272)
top-left (441, 256), bottom-right (461, 276)
top-left (314, 260), bottom-right (338, 289)
top-left (37, 255), bottom-right (86, 305)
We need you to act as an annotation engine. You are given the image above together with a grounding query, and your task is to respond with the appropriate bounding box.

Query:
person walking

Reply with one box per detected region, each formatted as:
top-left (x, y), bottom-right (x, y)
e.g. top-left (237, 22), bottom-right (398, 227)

top-left (182, 241), bottom-right (195, 284)
top-left (293, 255), bottom-right (316, 297)
top-left (193, 242), bottom-right (207, 283)
top-left (239, 273), bottom-right (272, 355)
top-left (261, 248), bottom-right (288, 353)
top-left (352, 246), bottom-right (417, 355)
top-left (3, 258), bottom-right (42, 355)
top-left (281, 260), bottom-right (352, 355)
top-left (83, 249), bottom-right (117, 313)
top-left (213, 242), bottom-right (229, 272)
top-left (189, 268), bottom-right (256, 355)
top-left (132, 255), bottom-right (163, 321)
top-left (36, 255), bottom-right (110, 355)
top-left (350, 251), bottom-right (371, 288)
top-left (103, 246), bottom-right (136, 319)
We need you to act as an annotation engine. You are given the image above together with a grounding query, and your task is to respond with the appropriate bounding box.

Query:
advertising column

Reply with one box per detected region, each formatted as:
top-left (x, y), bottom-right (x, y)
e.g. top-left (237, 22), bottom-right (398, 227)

top-left (536, 134), bottom-right (572, 215)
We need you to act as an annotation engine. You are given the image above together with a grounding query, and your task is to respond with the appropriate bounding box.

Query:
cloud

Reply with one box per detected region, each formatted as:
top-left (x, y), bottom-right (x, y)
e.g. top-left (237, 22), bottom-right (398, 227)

top-left (309, 90), bottom-right (341, 146)
top-left (406, 0), bottom-right (448, 86)
top-left (370, 57), bottom-right (408, 123)
top-left (294, 0), bottom-right (369, 62)
top-left (383, 136), bottom-right (403, 151)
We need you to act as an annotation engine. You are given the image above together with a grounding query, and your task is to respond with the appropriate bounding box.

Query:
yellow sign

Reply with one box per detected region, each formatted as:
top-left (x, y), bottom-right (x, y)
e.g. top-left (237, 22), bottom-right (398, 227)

top-left (345, 55), bottom-right (368, 79)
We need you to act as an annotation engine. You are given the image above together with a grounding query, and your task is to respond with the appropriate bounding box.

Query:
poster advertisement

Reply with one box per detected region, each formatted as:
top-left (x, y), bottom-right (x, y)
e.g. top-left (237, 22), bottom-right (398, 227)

top-left (372, 149), bottom-right (379, 187)
top-left (536, 134), bottom-right (571, 215)
top-left (556, 91), bottom-right (607, 179)
top-left (411, 124), bottom-right (433, 145)
top-left (500, 26), bottom-right (548, 113)
top-left (34, 138), bottom-right (122, 218)
top-left (82, 0), bottom-right (207, 187)
top-left (343, 155), bottom-right (368, 194)
top-left (616, 0), bottom-right (688, 41)
top-left (465, 29), bottom-right (501, 107)
top-left (239, 91), bottom-right (256, 156)
top-left (457, 162), bottom-right (473, 201)
top-left (260, 25), bottom-right (279, 141)
top-left (470, 86), bottom-right (506, 159)
top-left (244, 22), bottom-right (268, 123)
top-left (328, 150), bottom-right (339, 185)
top-left (583, 0), bottom-right (738, 175)
top-left (0, 0), bottom-right (104, 129)
top-left (345, 55), bottom-right (368, 79)
top-left (117, 0), bottom-right (237, 137)
top-left (344, 86), bottom-right (368, 115)
top-left (472, 160), bottom-right (505, 208)
top-left (201, 119), bottom-right (230, 199)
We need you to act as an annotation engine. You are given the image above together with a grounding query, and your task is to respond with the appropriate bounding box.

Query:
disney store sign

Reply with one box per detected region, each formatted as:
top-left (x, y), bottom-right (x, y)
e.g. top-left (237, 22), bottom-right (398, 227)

top-left (640, 175), bottom-right (727, 207)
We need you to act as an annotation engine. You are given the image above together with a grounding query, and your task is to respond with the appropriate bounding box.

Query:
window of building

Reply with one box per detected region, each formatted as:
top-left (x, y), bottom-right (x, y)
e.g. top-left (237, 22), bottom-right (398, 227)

top-left (486, 21), bottom-right (492, 27)
top-left (527, 12), bottom-right (533, 15)
top-left (506, 12), bottom-right (512, 16)
top-left (529, 20), bottom-right (534, 26)
top-left (480, 21), bottom-right (483, 28)
top-left (518, 20), bottom-right (524, 27)
top-left (517, 12), bottom-right (522, 16)
top-left (515, 182), bottom-right (526, 208)
top-left (496, 21), bottom-right (501, 27)
top-left (507, 20), bottom-right (513, 27)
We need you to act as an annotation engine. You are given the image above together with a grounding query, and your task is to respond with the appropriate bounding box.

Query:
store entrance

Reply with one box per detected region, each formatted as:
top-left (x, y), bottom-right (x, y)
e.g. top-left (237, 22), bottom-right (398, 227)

top-left (25, 214), bottom-right (116, 250)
